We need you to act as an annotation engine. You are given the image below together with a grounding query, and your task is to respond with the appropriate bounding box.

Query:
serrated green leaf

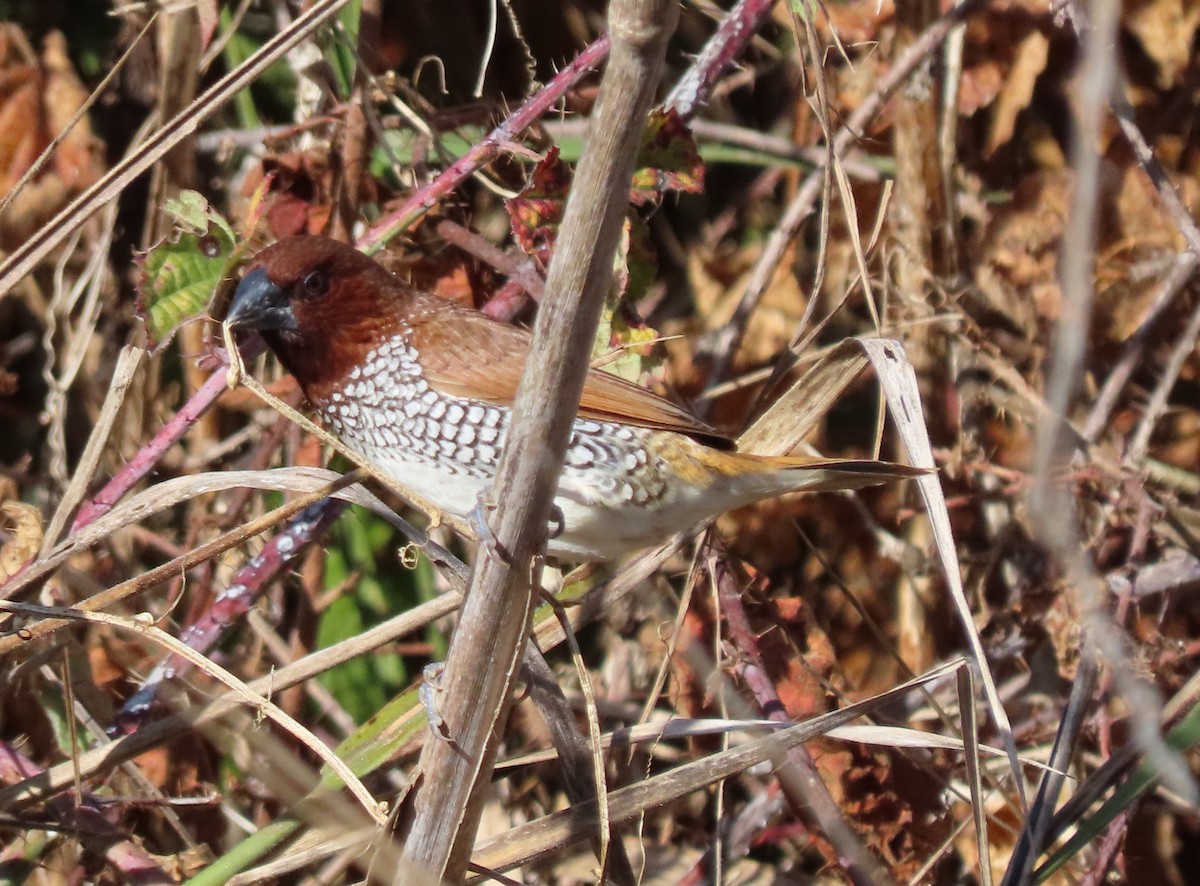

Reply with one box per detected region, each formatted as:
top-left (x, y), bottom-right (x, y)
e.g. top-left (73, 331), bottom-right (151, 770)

top-left (136, 191), bottom-right (238, 347)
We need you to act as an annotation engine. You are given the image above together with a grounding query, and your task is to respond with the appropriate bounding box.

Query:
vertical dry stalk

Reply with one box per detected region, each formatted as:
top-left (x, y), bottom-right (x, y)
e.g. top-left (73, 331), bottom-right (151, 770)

top-left (395, 0), bottom-right (679, 881)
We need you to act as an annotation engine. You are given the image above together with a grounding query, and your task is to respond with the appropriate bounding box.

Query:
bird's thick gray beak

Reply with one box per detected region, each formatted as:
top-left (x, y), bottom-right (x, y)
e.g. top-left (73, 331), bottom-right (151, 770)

top-left (225, 267), bottom-right (297, 332)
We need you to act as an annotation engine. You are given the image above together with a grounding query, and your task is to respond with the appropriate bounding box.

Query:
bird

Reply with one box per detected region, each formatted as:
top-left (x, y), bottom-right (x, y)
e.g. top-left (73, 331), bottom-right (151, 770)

top-left (224, 235), bottom-right (920, 561)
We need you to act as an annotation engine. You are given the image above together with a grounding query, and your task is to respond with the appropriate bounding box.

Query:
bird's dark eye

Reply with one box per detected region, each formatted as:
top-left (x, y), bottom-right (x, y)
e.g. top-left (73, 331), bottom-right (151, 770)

top-left (300, 270), bottom-right (329, 299)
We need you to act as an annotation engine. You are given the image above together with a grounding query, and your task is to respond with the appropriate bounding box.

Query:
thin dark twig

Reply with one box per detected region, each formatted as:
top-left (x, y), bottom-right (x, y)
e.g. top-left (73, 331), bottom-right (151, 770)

top-left (1081, 253), bottom-right (1198, 442)
top-left (521, 641), bottom-right (637, 885)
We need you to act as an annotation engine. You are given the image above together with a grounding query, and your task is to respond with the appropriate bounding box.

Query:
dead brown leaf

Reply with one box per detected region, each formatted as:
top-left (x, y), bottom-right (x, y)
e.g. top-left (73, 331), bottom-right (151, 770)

top-left (0, 25), bottom-right (104, 249)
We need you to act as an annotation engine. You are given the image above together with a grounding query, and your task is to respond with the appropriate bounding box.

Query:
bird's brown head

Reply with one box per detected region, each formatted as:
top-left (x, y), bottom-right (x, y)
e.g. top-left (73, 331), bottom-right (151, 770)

top-left (225, 236), bottom-right (410, 401)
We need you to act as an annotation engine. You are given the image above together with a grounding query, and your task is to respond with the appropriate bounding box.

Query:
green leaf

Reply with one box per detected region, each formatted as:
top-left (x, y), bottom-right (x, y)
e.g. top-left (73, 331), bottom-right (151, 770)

top-left (135, 191), bottom-right (238, 348)
top-left (317, 595), bottom-right (387, 722)
top-left (326, 687), bottom-right (425, 784)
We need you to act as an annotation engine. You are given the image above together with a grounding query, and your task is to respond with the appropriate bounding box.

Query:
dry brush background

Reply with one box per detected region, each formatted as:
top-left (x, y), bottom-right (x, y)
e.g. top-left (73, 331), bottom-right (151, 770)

top-left (1, 0), bottom-right (1200, 883)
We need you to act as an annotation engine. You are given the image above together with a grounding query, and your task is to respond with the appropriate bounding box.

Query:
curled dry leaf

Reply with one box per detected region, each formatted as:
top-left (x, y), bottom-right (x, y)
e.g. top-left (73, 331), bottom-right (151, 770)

top-left (1, 500), bottom-right (42, 582)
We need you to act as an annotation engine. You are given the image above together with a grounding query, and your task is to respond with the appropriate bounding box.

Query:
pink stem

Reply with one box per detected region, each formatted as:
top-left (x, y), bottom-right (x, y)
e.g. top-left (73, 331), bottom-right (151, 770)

top-left (357, 36), bottom-right (612, 253)
top-left (665, 0), bottom-right (781, 119)
top-left (70, 368), bottom-right (232, 533)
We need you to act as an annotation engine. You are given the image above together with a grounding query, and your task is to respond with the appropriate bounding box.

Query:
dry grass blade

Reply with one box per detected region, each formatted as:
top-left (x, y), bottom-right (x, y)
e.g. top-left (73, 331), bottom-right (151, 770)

top-left (0, 472), bottom-right (359, 654)
top-left (5, 467), bottom-right (421, 605)
top-left (0, 599), bottom-right (387, 825)
top-left (500, 712), bottom-right (1062, 775)
top-left (958, 665), bottom-right (992, 886)
top-left (471, 660), bottom-right (965, 876)
top-left (738, 340), bottom-right (869, 454)
top-left (858, 338), bottom-right (1026, 810)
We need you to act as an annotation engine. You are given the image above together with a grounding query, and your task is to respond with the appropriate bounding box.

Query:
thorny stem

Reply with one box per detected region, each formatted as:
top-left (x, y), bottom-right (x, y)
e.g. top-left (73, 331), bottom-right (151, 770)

top-left (665, 0), bottom-right (780, 119)
top-left (357, 36), bottom-right (612, 254)
top-left (110, 499), bottom-right (347, 734)
top-left (69, 350), bottom-right (256, 533)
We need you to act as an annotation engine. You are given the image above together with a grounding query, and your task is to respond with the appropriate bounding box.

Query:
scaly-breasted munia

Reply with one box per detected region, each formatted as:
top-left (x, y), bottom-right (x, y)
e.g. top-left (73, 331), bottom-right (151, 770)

top-left (225, 236), bottom-right (917, 561)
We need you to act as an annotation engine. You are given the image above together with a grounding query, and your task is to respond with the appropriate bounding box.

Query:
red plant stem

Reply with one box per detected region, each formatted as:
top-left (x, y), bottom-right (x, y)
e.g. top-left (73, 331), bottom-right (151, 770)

top-left (357, 35), bottom-right (612, 254)
top-left (69, 370), bottom-right (231, 532)
top-left (69, 342), bottom-right (262, 534)
top-left (111, 500), bottom-right (346, 734)
top-left (482, 278), bottom-right (536, 322)
top-left (665, 0), bottom-right (781, 119)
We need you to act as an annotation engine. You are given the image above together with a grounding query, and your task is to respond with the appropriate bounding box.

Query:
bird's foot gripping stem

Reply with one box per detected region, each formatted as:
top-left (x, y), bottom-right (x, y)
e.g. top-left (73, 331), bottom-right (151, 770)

top-left (470, 491), bottom-right (512, 564)
top-left (470, 494), bottom-right (564, 562)
top-left (419, 662), bottom-right (456, 745)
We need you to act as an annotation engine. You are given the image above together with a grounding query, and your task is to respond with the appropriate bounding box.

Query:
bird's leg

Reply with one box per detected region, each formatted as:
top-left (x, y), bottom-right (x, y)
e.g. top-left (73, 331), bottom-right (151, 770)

top-left (469, 490), bottom-right (511, 564)
top-left (221, 321), bottom-right (245, 389)
top-left (419, 662), bottom-right (457, 746)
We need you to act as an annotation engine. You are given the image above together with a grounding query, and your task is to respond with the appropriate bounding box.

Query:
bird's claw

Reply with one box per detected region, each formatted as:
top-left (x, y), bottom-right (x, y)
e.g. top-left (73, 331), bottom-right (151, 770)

top-left (470, 491), bottom-right (511, 564)
top-left (420, 662), bottom-right (456, 745)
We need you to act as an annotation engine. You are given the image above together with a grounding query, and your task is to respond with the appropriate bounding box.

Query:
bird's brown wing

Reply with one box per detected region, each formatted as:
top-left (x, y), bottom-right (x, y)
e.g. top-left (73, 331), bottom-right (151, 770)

top-left (407, 295), bottom-right (731, 447)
